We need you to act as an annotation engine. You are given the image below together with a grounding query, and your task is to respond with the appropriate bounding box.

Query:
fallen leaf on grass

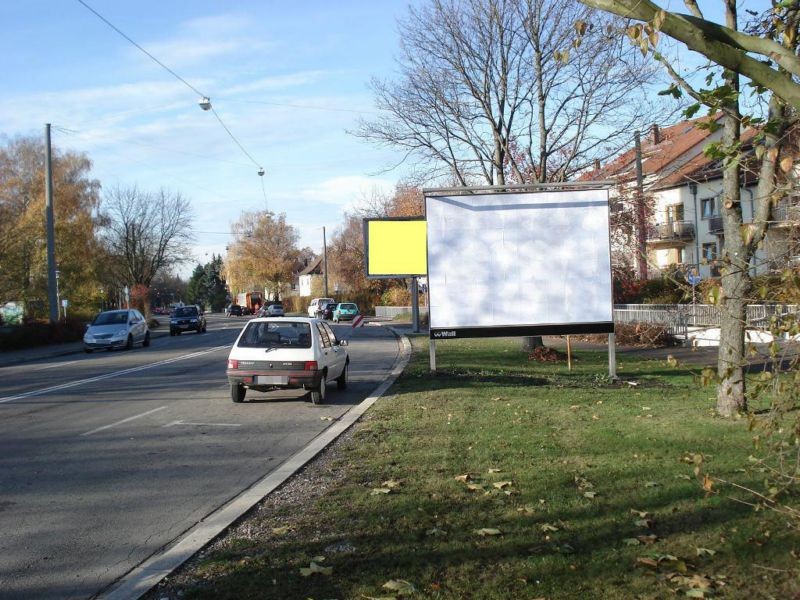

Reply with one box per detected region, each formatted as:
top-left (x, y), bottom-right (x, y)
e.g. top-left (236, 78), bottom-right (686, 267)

top-left (623, 538), bottom-right (641, 546)
top-left (381, 479), bottom-right (403, 489)
top-left (382, 579), bottom-right (417, 595)
top-left (475, 528), bottom-right (502, 536)
top-left (630, 509), bottom-right (650, 518)
top-left (299, 562), bottom-right (332, 577)
top-left (645, 481), bottom-right (661, 488)
top-left (636, 557), bottom-right (659, 569)
top-left (271, 526), bottom-right (293, 535)
top-left (540, 523), bottom-right (559, 532)
top-left (425, 527), bottom-right (447, 537)
top-left (635, 519), bottom-right (654, 528)
top-left (667, 355), bottom-right (678, 367)
top-left (493, 481), bottom-right (513, 489)
top-left (488, 468), bottom-right (502, 474)
top-left (371, 488), bottom-right (392, 495)
top-left (583, 491), bottom-right (597, 499)
top-left (454, 474), bottom-right (472, 483)
top-left (517, 504), bottom-right (537, 515)
top-left (637, 535), bottom-right (658, 544)
top-left (466, 483), bottom-right (485, 492)
top-left (695, 547), bottom-right (716, 557)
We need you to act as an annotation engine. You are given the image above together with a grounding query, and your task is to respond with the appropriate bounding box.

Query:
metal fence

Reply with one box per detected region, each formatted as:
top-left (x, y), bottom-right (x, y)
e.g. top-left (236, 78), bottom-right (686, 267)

top-left (613, 303), bottom-right (798, 331)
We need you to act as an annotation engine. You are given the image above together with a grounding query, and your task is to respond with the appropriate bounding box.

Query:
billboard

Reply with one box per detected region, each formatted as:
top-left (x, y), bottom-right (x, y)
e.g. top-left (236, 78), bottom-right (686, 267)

top-left (425, 189), bottom-right (613, 339)
top-left (363, 218), bottom-right (427, 278)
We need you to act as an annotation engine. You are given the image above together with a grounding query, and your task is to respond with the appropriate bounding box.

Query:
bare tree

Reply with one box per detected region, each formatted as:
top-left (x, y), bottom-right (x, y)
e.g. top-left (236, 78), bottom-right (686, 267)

top-left (101, 185), bottom-right (193, 291)
top-left (356, 0), bottom-right (667, 185)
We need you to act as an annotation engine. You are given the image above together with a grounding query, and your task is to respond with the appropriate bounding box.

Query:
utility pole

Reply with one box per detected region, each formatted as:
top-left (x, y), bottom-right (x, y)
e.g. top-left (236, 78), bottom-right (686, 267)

top-left (322, 226), bottom-right (329, 297)
top-left (634, 131), bottom-right (648, 280)
top-left (45, 124), bottom-right (59, 323)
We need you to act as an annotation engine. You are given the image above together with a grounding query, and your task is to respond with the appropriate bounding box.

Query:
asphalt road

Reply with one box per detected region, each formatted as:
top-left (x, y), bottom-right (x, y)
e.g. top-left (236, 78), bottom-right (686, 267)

top-left (0, 315), bottom-right (401, 600)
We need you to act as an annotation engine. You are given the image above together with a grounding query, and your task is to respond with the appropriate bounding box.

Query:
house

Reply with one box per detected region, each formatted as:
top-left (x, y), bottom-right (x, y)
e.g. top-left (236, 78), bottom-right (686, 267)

top-left (587, 115), bottom-right (798, 279)
top-left (297, 255), bottom-right (324, 297)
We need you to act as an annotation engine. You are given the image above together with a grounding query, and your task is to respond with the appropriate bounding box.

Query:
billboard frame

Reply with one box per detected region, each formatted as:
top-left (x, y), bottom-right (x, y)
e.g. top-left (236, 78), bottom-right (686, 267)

top-left (422, 181), bottom-right (617, 376)
top-left (362, 216), bottom-right (427, 279)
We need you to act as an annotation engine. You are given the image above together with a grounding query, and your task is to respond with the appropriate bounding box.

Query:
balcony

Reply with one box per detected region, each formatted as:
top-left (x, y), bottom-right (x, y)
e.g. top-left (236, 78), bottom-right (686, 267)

top-left (708, 215), bottom-right (724, 234)
top-left (772, 200), bottom-right (800, 226)
top-left (647, 220), bottom-right (695, 248)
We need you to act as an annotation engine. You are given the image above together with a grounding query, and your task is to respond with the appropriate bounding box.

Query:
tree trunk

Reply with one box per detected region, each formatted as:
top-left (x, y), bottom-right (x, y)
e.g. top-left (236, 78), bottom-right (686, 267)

top-left (523, 336), bottom-right (544, 351)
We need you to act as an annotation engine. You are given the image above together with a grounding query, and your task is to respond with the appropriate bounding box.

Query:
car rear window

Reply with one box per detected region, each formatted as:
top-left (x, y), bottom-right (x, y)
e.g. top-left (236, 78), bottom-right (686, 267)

top-left (238, 321), bottom-right (312, 348)
top-left (173, 307), bottom-right (198, 317)
top-left (340, 304), bottom-right (357, 310)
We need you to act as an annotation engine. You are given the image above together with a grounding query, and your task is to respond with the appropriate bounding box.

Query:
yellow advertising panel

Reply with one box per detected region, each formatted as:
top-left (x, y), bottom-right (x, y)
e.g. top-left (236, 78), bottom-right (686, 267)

top-left (364, 218), bottom-right (427, 277)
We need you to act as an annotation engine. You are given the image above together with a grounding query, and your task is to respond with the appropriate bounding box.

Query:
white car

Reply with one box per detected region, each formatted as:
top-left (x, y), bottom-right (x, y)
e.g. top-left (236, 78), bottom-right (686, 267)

top-left (226, 317), bottom-right (348, 404)
top-left (307, 297), bottom-right (334, 318)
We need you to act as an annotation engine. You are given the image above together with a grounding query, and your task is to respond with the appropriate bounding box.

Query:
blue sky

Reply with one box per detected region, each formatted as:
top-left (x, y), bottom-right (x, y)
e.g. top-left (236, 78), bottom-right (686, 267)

top-left (1, 1), bottom-right (416, 274)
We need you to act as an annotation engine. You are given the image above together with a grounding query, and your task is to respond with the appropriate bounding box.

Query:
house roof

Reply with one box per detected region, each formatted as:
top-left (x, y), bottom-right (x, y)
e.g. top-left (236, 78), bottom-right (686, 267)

top-left (298, 255), bottom-right (324, 276)
top-left (581, 113), bottom-right (726, 185)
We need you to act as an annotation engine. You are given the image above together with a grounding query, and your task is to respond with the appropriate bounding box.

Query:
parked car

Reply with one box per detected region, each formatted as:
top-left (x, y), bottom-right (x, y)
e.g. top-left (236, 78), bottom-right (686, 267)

top-left (84, 309), bottom-right (150, 353)
top-left (262, 302), bottom-right (284, 317)
top-left (226, 317), bottom-right (349, 404)
top-left (320, 302), bottom-right (337, 320)
top-left (226, 304), bottom-right (243, 317)
top-left (307, 297), bottom-right (335, 318)
top-left (170, 304), bottom-right (206, 335)
top-left (333, 302), bottom-right (359, 323)
top-left (241, 306), bottom-right (252, 316)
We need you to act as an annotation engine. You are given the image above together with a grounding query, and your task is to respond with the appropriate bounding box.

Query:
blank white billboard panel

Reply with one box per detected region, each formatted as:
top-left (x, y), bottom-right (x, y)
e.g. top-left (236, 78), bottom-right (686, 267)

top-left (426, 190), bottom-right (613, 339)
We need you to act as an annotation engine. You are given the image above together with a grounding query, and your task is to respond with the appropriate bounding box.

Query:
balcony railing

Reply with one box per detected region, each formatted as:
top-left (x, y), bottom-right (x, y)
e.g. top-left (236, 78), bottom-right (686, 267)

top-left (647, 220), bottom-right (695, 243)
top-left (708, 215), bottom-right (723, 233)
top-left (773, 200), bottom-right (800, 223)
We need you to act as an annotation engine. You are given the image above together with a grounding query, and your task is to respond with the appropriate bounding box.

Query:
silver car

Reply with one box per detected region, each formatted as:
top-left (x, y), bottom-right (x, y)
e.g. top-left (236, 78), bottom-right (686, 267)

top-left (83, 309), bottom-right (150, 353)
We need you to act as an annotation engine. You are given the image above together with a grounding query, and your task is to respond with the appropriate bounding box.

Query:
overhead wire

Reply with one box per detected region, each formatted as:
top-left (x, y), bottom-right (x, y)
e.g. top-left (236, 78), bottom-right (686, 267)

top-left (74, 0), bottom-right (265, 174)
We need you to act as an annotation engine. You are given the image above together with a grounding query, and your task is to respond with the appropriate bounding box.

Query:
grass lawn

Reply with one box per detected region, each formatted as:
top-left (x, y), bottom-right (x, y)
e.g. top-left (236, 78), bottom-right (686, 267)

top-left (152, 336), bottom-right (799, 600)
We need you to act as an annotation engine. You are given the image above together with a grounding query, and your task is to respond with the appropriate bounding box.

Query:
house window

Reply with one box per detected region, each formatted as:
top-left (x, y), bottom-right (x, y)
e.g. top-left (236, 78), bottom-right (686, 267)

top-left (666, 204), bottom-right (684, 222)
top-left (702, 242), bottom-right (717, 261)
top-left (701, 197), bottom-right (716, 219)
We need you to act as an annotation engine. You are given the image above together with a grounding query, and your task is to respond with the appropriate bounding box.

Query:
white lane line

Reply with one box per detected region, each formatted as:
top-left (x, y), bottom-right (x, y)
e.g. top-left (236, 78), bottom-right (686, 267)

top-left (162, 420), bottom-right (241, 428)
top-left (32, 359), bottom-right (79, 372)
top-left (0, 345), bottom-right (230, 405)
top-left (80, 406), bottom-right (167, 437)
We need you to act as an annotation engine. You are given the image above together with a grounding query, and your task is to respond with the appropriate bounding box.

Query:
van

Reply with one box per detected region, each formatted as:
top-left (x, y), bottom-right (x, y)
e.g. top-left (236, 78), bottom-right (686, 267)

top-left (307, 297), bottom-right (334, 318)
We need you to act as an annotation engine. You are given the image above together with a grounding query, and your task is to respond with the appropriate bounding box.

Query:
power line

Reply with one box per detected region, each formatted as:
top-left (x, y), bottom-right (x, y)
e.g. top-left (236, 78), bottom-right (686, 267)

top-left (75, 0), bottom-right (264, 174)
top-left (75, 0), bottom-right (205, 98)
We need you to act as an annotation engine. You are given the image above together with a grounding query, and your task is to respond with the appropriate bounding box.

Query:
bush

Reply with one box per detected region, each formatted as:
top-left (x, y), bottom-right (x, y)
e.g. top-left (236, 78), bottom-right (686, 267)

top-left (0, 317), bottom-right (87, 351)
top-left (576, 322), bottom-right (678, 348)
top-left (380, 286), bottom-right (411, 306)
top-left (640, 276), bottom-right (688, 304)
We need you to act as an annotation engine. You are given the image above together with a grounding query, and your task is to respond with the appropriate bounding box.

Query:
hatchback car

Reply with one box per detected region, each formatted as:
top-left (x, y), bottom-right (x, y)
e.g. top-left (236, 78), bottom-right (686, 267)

top-left (333, 302), bottom-right (359, 323)
top-left (258, 302), bottom-right (284, 317)
top-left (84, 309), bottom-right (150, 352)
top-left (307, 297), bottom-right (335, 318)
top-left (170, 304), bottom-right (206, 335)
top-left (226, 304), bottom-right (243, 317)
top-left (226, 317), bottom-right (349, 404)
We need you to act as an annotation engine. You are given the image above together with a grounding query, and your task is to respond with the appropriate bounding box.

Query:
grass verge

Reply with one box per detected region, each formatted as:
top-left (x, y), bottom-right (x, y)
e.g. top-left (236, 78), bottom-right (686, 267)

top-left (150, 336), bottom-right (799, 599)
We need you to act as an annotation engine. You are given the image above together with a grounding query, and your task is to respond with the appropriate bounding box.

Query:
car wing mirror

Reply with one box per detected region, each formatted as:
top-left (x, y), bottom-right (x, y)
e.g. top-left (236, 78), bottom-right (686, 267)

top-left (339, 339), bottom-right (348, 347)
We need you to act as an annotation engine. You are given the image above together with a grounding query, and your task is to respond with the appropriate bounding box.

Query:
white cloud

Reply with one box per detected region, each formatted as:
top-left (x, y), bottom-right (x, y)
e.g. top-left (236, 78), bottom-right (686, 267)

top-left (296, 175), bottom-right (395, 210)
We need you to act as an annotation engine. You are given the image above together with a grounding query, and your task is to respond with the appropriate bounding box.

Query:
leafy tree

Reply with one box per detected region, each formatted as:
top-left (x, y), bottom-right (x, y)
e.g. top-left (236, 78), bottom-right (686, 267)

top-left (0, 135), bottom-right (102, 316)
top-left (577, 0), bottom-right (798, 417)
top-left (224, 211), bottom-right (299, 300)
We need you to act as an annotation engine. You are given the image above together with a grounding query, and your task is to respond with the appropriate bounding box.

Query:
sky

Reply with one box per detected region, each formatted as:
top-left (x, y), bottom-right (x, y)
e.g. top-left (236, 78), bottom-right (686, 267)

top-left (1, 0), bottom-right (417, 275)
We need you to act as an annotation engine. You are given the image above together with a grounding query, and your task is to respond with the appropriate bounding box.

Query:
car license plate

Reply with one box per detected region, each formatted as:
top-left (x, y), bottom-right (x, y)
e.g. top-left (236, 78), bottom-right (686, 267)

top-left (179, 324), bottom-right (188, 328)
top-left (257, 375), bottom-right (288, 385)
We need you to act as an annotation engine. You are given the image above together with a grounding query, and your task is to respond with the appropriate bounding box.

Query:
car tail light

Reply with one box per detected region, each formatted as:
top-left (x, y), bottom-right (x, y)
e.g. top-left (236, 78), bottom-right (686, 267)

top-left (228, 359), bottom-right (239, 369)
top-left (304, 361), bottom-right (318, 371)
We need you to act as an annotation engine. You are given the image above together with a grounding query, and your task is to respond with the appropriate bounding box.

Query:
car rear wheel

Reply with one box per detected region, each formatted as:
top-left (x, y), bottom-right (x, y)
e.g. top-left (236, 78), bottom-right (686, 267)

top-left (143, 332), bottom-right (151, 347)
top-left (84, 348), bottom-right (93, 354)
top-left (125, 335), bottom-right (133, 350)
top-left (310, 374), bottom-right (326, 404)
top-left (231, 384), bottom-right (246, 403)
top-left (336, 361), bottom-right (348, 390)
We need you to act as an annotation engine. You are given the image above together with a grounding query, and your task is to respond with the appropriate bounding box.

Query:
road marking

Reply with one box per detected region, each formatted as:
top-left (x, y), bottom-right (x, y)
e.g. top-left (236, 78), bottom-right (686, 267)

top-left (80, 406), bottom-right (167, 437)
top-left (31, 359), bottom-right (78, 372)
top-left (162, 420), bottom-right (241, 428)
top-left (0, 345), bottom-right (230, 405)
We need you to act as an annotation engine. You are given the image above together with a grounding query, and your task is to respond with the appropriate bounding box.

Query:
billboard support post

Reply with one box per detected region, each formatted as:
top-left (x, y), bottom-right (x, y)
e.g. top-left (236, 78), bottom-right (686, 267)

top-left (411, 277), bottom-right (420, 333)
top-left (429, 338), bottom-right (436, 372)
top-left (608, 333), bottom-right (617, 379)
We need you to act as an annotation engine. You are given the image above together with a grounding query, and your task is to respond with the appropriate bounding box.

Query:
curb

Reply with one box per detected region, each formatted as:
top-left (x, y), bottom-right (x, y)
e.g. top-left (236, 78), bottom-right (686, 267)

top-left (99, 327), bottom-right (412, 600)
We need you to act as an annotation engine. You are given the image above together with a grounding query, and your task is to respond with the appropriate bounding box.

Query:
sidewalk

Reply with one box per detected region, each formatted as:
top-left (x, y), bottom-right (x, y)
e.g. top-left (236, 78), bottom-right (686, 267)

top-left (0, 327), bottom-right (171, 368)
